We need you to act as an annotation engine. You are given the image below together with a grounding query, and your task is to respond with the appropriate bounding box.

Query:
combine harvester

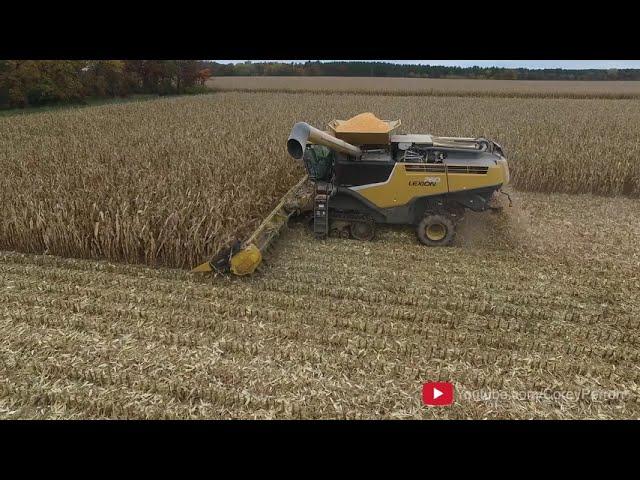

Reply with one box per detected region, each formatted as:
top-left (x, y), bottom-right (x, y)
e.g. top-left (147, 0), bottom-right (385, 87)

top-left (193, 113), bottom-right (510, 275)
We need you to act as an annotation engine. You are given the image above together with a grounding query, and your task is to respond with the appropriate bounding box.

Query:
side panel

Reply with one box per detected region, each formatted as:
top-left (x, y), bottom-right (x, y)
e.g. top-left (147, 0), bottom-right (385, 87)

top-left (350, 163), bottom-right (448, 209)
top-left (446, 164), bottom-right (505, 193)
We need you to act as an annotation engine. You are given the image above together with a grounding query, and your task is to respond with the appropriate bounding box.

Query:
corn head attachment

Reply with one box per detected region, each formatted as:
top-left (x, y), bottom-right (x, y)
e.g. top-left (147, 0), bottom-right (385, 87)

top-left (191, 175), bottom-right (311, 276)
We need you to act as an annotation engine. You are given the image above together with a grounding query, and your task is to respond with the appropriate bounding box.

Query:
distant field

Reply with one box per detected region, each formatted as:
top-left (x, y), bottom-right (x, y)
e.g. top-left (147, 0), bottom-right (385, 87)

top-left (207, 76), bottom-right (640, 99)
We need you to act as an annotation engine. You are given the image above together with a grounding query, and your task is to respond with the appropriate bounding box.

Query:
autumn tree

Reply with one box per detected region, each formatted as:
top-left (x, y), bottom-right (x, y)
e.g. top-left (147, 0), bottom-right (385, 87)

top-left (81, 60), bottom-right (128, 97)
top-left (0, 60), bottom-right (85, 108)
top-left (0, 60), bottom-right (210, 109)
top-left (196, 67), bottom-right (212, 86)
top-left (174, 60), bottom-right (200, 94)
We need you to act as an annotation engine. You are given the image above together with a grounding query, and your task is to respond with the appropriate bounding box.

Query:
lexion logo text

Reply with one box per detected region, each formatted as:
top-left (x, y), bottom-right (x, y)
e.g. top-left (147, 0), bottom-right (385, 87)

top-left (409, 176), bottom-right (441, 187)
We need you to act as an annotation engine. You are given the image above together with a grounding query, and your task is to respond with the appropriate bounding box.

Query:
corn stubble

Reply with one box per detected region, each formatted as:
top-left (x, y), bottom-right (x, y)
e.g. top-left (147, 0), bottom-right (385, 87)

top-left (0, 192), bottom-right (639, 419)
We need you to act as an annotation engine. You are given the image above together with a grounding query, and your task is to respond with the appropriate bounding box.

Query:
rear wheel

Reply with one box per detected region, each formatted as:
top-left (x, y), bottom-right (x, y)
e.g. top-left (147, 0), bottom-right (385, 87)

top-left (417, 214), bottom-right (455, 246)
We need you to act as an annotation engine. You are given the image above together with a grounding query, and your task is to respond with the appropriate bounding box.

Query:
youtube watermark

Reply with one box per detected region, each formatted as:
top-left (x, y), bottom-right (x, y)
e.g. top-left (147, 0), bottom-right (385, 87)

top-left (423, 382), bottom-right (454, 406)
top-left (421, 383), bottom-right (631, 408)
top-left (460, 388), bottom-right (629, 407)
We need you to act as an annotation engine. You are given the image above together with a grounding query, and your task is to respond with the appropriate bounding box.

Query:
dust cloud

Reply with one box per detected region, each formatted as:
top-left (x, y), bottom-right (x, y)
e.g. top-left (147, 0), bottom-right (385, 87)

top-left (455, 190), bottom-right (540, 252)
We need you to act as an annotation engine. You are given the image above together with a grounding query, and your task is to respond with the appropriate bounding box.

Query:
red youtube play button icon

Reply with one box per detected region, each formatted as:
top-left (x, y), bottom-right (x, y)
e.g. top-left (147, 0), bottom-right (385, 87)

top-left (422, 382), bottom-right (454, 406)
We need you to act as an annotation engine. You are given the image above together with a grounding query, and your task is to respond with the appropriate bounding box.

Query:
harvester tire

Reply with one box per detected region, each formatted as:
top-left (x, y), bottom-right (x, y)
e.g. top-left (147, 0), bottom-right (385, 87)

top-left (417, 214), bottom-right (455, 246)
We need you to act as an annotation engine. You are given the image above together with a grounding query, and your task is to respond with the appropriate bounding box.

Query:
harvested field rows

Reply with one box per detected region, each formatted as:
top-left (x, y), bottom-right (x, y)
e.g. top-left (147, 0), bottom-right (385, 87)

top-left (1, 191), bottom-right (639, 419)
top-left (208, 76), bottom-right (640, 99)
top-left (1, 92), bottom-right (639, 270)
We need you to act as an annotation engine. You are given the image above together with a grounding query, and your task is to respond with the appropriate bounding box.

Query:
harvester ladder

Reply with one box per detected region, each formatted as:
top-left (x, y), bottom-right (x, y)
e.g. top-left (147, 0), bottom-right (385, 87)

top-left (313, 182), bottom-right (330, 239)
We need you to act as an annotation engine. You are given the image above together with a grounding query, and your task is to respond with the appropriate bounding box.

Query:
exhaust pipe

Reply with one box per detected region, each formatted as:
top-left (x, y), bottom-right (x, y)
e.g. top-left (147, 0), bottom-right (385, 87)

top-left (287, 122), bottom-right (362, 160)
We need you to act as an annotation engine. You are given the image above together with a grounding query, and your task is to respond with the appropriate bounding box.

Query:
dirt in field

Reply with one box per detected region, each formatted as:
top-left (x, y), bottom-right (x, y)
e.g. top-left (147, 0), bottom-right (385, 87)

top-left (0, 191), bottom-right (639, 419)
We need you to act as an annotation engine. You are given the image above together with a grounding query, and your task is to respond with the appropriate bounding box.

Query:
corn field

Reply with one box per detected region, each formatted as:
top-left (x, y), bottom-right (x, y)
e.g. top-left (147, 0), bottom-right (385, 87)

top-left (0, 92), bottom-right (639, 269)
top-left (1, 89), bottom-right (639, 419)
top-left (1, 191), bottom-right (639, 419)
top-left (208, 76), bottom-right (640, 99)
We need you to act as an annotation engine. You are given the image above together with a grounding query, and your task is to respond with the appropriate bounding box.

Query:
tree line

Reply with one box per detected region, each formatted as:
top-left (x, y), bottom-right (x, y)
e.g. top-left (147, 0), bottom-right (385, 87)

top-left (204, 61), bottom-right (640, 81)
top-left (0, 60), bottom-right (212, 109)
top-left (4, 60), bottom-right (637, 110)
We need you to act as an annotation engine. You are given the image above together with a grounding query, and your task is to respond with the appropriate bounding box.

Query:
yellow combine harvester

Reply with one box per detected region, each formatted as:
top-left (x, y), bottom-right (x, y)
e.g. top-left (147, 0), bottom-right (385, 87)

top-left (193, 113), bottom-right (510, 275)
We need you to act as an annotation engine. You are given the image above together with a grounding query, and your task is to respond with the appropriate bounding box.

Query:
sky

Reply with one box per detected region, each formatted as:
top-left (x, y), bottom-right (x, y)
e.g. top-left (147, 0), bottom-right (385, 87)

top-left (215, 60), bottom-right (640, 70)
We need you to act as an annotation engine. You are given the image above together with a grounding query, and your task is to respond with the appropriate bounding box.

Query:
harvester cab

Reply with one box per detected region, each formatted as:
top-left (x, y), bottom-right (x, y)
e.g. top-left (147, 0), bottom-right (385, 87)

top-left (192, 112), bottom-right (510, 275)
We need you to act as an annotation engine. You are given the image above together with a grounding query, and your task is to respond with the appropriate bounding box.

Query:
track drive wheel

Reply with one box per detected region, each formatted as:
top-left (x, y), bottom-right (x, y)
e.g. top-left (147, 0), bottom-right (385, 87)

top-left (417, 214), bottom-right (455, 246)
top-left (351, 222), bottom-right (375, 241)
